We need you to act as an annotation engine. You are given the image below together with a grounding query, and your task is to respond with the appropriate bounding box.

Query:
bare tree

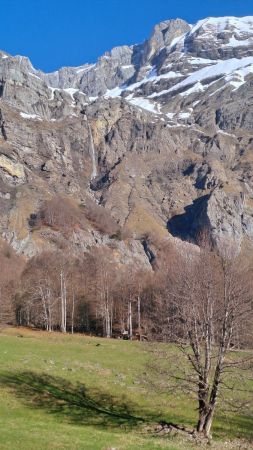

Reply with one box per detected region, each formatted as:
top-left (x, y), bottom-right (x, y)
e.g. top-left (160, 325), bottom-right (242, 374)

top-left (91, 248), bottom-right (114, 338)
top-left (60, 269), bottom-right (67, 333)
top-left (152, 240), bottom-right (253, 438)
top-left (0, 240), bottom-right (25, 325)
top-left (17, 252), bottom-right (60, 331)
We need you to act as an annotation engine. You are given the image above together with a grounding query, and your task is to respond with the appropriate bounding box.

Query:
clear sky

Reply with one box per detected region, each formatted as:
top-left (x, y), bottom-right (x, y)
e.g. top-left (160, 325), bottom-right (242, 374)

top-left (0, 0), bottom-right (253, 72)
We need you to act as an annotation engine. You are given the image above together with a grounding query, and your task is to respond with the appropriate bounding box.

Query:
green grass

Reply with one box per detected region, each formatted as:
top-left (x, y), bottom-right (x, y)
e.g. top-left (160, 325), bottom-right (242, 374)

top-left (0, 327), bottom-right (252, 450)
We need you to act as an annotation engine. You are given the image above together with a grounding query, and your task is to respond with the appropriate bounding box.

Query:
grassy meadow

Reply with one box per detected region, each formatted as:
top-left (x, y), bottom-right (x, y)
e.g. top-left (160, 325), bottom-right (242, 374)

top-left (0, 327), bottom-right (252, 450)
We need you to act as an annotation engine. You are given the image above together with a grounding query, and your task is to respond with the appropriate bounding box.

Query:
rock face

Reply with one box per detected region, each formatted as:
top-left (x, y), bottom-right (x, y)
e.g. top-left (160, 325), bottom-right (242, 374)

top-left (184, 17), bottom-right (253, 59)
top-left (1, 16), bottom-right (253, 263)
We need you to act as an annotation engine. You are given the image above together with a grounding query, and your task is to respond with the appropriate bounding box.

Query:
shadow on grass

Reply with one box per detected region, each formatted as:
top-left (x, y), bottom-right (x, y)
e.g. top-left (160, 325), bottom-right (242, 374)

top-left (0, 371), bottom-right (156, 429)
top-left (213, 413), bottom-right (253, 441)
top-left (1, 371), bottom-right (252, 441)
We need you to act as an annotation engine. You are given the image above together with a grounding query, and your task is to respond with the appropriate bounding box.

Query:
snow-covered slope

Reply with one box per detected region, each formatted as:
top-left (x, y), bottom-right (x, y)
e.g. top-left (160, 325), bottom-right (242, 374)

top-left (35, 16), bottom-right (253, 123)
top-left (1, 16), bottom-right (253, 125)
top-left (102, 17), bottom-right (253, 121)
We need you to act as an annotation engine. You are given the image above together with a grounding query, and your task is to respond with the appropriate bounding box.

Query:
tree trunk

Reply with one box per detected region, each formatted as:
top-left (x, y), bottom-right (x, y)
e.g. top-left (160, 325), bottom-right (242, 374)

top-left (197, 401), bottom-right (208, 431)
top-left (110, 303), bottom-right (113, 337)
top-left (71, 292), bottom-right (75, 334)
top-left (137, 295), bottom-right (141, 331)
top-left (197, 352), bottom-right (222, 436)
top-left (64, 276), bottom-right (67, 331)
top-left (47, 287), bottom-right (52, 332)
top-left (60, 271), bottom-right (67, 333)
top-left (128, 299), bottom-right (132, 340)
top-left (104, 284), bottom-right (111, 338)
top-left (105, 302), bottom-right (111, 338)
top-left (197, 404), bottom-right (215, 437)
top-left (40, 287), bottom-right (49, 331)
top-left (202, 406), bottom-right (215, 437)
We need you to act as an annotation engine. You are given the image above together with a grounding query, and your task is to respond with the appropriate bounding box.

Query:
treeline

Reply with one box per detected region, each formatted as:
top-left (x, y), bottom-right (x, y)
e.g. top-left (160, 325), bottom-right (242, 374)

top-left (0, 234), bottom-right (252, 348)
top-left (13, 246), bottom-right (155, 338)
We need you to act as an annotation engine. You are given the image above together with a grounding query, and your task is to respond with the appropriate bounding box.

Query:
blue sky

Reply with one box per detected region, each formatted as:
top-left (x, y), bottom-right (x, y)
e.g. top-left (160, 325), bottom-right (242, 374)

top-left (0, 0), bottom-right (253, 72)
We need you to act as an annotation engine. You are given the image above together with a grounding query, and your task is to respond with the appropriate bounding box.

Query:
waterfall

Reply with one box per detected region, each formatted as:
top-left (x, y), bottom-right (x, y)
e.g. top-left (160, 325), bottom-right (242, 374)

top-left (87, 122), bottom-right (97, 179)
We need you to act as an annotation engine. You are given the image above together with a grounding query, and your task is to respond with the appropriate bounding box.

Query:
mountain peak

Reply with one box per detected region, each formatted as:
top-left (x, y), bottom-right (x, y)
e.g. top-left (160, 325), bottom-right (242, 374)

top-left (0, 14), bottom-right (253, 261)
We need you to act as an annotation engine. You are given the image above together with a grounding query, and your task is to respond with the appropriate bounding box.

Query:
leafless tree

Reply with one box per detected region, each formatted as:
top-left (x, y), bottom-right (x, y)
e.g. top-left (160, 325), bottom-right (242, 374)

top-left (151, 240), bottom-right (253, 437)
top-left (0, 240), bottom-right (25, 324)
top-left (90, 247), bottom-right (115, 338)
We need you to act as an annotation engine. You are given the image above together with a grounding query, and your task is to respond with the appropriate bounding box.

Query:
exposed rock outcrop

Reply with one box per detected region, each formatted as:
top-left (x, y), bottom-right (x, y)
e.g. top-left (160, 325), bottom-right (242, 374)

top-left (1, 16), bottom-right (253, 263)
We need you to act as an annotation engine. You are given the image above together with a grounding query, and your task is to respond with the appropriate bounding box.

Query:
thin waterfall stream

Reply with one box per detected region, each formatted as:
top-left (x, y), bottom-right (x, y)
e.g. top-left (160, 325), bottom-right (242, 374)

top-left (87, 121), bottom-right (97, 179)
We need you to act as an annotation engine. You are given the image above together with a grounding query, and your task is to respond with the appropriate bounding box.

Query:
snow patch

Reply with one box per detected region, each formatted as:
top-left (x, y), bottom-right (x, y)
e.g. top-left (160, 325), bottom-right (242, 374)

top-left (63, 88), bottom-right (79, 100)
top-left (48, 87), bottom-right (59, 100)
top-left (127, 97), bottom-right (161, 114)
top-left (149, 56), bottom-right (253, 98)
top-left (20, 112), bottom-right (42, 121)
top-left (209, 86), bottom-right (226, 97)
top-left (223, 35), bottom-right (253, 48)
top-left (104, 86), bottom-right (123, 98)
top-left (75, 64), bottom-right (95, 74)
top-left (89, 96), bottom-right (98, 102)
top-left (105, 68), bottom-right (183, 99)
top-left (178, 112), bottom-right (191, 119)
top-left (169, 33), bottom-right (186, 48)
top-left (217, 130), bottom-right (237, 138)
top-left (225, 63), bottom-right (253, 90)
top-left (190, 16), bottom-right (253, 37)
top-left (121, 65), bottom-right (134, 69)
top-left (180, 81), bottom-right (204, 96)
top-left (188, 57), bottom-right (218, 65)
top-left (166, 112), bottom-right (176, 119)
top-left (28, 72), bottom-right (41, 80)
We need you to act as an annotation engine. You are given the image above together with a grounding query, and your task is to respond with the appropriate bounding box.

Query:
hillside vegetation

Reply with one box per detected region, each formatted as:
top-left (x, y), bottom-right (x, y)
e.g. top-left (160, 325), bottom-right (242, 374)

top-left (0, 327), bottom-right (252, 450)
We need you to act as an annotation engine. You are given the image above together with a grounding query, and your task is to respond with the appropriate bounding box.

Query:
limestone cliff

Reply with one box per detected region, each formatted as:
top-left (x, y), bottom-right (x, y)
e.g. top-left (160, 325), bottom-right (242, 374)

top-left (1, 16), bottom-right (253, 264)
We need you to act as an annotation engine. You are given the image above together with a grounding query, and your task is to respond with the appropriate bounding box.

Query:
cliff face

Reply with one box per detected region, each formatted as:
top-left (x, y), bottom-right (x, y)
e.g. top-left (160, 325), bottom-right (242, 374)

top-left (1, 16), bottom-right (253, 264)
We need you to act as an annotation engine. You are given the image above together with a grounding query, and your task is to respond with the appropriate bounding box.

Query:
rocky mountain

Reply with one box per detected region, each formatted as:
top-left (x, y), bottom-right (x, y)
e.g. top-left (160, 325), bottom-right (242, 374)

top-left (1, 15), bottom-right (253, 266)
